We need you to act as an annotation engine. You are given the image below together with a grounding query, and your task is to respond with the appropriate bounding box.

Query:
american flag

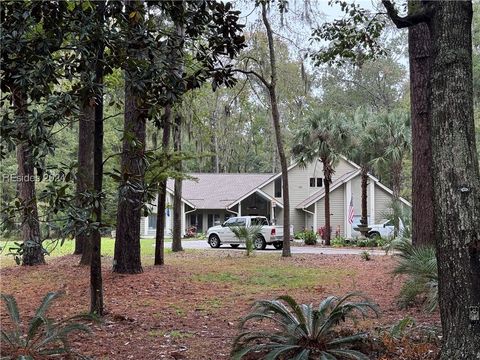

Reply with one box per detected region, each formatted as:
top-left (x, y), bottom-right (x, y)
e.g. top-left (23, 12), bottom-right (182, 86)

top-left (348, 197), bottom-right (355, 224)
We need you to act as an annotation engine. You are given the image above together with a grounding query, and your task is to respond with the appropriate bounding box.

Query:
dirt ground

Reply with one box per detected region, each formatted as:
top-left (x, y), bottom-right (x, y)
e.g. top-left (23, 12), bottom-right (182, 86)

top-left (0, 251), bottom-right (440, 359)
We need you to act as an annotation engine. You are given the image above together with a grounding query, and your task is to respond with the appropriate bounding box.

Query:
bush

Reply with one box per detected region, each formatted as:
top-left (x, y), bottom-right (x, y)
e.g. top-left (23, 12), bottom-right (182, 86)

top-left (331, 236), bottom-right (347, 247)
top-left (1, 291), bottom-right (93, 359)
top-left (392, 238), bottom-right (438, 311)
top-left (303, 230), bottom-right (317, 245)
top-left (361, 251), bottom-right (371, 261)
top-left (232, 293), bottom-right (379, 360)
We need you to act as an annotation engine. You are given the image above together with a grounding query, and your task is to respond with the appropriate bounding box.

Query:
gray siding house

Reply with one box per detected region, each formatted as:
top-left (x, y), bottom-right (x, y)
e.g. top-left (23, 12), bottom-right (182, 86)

top-left (141, 157), bottom-right (411, 238)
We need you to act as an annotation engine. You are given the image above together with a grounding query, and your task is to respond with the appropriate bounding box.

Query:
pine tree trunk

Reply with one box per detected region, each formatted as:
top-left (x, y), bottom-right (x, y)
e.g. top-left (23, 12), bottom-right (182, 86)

top-left (112, 78), bottom-right (146, 273)
top-left (360, 166), bottom-right (368, 226)
top-left (76, 96), bottom-right (95, 264)
top-left (427, 2), bottom-right (480, 358)
top-left (172, 113), bottom-right (184, 252)
top-left (90, 0), bottom-right (105, 316)
top-left (155, 105), bottom-right (171, 265)
top-left (13, 89), bottom-right (44, 266)
top-left (112, 1), bottom-right (146, 274)
top-left (409, 1), bottom-right (435, 247)
top-left (261, 2), bottom-right (290, 257)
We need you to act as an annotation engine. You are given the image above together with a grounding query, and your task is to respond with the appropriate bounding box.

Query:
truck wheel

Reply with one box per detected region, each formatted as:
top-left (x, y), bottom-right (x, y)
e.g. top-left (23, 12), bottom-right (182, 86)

top-left (368, 231), bottom-right (380, 239)
top-left (209, 235), bottom-right (221, 248)
top-left (273, 242), bottom-right (283, 250)
top-left (254, 236), bottom-right (267, 250)
top-left (230, 244), bottom-right (240, 248)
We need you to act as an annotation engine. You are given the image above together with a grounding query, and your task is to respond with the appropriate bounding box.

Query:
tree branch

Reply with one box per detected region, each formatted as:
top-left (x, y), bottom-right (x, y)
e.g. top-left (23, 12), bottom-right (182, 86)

top-left (382, 0), bottom-right (432, 28)
top-left (233, 68), bottom-right (271, 89)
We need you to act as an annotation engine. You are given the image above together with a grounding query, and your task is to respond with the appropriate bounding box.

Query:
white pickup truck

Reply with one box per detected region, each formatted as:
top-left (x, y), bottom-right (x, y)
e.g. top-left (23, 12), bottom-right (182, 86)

top-left (367, 219), bottom-right (404, 238)
top-left (206, 216), bottom-right (284, 250)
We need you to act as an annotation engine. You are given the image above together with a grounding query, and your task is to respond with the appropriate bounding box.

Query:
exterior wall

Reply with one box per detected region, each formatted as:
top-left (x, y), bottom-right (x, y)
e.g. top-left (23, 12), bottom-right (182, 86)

top-left (315, 185), bottom-right (345, 236)
top-left (374, 186), bottom-right (393, 222)
top-left (141, 192), bottom-right (174, 238)
top-left (261, 181), bottom-right (275, 199)
top-left (259, 158), bottom-right (357, 233)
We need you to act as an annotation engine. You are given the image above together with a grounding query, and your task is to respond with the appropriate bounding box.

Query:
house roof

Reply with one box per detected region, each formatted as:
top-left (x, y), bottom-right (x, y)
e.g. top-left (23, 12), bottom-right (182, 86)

top-left (167, 173), bottom-right (274, 209)
top-left (295, 169), bottom-right (412, 209)
top-left (295, 170), bottom-right (360, 209)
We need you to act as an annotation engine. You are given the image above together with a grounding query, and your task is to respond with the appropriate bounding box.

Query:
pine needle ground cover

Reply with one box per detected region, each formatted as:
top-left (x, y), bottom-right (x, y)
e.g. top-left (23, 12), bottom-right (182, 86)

top-left (0, 251), bottom-right (440, 359)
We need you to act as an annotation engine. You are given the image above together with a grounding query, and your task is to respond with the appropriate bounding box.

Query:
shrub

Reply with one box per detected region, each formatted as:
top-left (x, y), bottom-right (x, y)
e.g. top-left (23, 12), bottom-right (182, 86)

top-left (331, 236), bottom-right (347, 247)
top-left (231, 293), bottom-right (379, 359)
top-left (392, 238), bottom-right (438, 311)
top-left (360, 251), bottom-right (371, 261)
top-left (303, 230), bottom-right (317, 245)
top-left (1, 291), bottom-right (93, 359)
top-left (231, 225), bottom-right (263, 256)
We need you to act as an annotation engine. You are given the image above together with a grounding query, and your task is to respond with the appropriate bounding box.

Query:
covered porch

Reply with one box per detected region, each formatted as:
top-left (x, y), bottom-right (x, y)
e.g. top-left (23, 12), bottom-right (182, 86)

top-left (226, 188), bottom-right (283, 225)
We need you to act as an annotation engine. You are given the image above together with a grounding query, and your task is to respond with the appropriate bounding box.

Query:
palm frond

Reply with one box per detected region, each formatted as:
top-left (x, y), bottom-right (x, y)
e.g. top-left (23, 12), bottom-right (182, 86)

top-left (232, 293), bottom-right (376, 359)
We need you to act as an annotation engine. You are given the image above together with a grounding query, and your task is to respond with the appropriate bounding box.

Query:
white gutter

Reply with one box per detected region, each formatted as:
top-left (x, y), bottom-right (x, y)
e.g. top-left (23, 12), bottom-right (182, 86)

top-left (301, 207), bottom-right (315, 216)
top-left (225, 207), bottom-right (238, 216)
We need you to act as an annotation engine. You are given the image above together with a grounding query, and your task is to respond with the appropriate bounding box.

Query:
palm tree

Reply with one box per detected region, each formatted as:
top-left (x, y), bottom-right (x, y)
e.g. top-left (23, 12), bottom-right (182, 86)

top-left (293, 110), bottom-right (351, 245)
top-left (348, 108), bottom-right (386, 230)
top-left (371, 111), bottom-right (411, 235)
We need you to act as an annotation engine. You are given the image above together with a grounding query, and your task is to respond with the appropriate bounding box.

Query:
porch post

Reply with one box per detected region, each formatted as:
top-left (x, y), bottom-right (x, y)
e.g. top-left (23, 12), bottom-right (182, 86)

top-left (369, 180), bottom-right (375, 225)
top-left (270, 201), bottom-right (276, 224)
top-left (313, 202), bottom-right (318, 232)
top-left (345, 180), bottom-right (352, 238)
top-left (238, 202), bottom-right (242, 216)
top-left (144, 216), bottom-right (149, 236)
top-left (181, 203), bottom-right (185, 237)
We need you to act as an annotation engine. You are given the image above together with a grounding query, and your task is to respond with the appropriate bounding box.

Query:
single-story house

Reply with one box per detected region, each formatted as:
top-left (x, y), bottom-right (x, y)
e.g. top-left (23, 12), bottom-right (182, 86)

top-left (140, 156), bottom-right (411, 238)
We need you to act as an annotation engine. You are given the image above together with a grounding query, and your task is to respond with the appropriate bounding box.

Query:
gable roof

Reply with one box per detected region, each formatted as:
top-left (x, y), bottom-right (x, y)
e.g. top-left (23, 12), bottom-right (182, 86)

top-left (295, 170), bottom-right (360, 209)
top-left (167, 173), bottom-right (274, 209)
top-left (295, 170), bottom-right (412, 209)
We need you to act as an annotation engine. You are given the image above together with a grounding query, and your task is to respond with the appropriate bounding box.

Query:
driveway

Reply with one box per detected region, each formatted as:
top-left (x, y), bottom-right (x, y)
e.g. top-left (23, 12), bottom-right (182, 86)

top-left (174, 240), bottom-right (388, 256)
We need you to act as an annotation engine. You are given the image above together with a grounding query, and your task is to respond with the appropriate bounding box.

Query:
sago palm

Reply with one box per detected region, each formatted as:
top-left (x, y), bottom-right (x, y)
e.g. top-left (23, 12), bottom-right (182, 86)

top-left (292, 110), bottom-right (352, 245)
top-left (231, 293), bottom-right (379, 359)
top-left (1, 291), bottom-right (93, 359)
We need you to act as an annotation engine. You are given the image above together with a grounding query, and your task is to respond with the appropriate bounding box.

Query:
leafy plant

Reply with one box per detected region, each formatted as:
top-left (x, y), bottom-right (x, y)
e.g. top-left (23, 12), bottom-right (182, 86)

top-left (331, 236), bottom-right (347, 247)
top-left (231, 225), bottom-right (263, 256)
top-left (231, 293), bottom-right (379, 359)
top-left (1, 291), bottom-right (93, 359)
top-left (360, 251), bottom-right (371, 261)
top-left (302, 230), bottom-right (317, 245)
top-left (391, 238), bottom-right (438, 311)
top-left (388, 316), bottom-right (416, 339)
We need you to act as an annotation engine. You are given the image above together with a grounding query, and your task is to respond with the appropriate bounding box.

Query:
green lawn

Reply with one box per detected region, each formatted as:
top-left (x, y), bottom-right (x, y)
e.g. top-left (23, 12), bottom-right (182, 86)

top-left (0, 237), bottom-right (175, 267)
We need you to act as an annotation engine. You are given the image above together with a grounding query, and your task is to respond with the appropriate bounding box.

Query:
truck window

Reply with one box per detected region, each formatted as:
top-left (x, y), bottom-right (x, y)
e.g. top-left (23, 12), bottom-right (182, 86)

top-left (251, 217), bottom-right (268, 226)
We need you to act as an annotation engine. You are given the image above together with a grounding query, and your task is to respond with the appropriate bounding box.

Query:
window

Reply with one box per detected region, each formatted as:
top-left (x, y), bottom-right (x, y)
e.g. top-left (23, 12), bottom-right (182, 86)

top-left (310, 177), bottom-right (323, 187)
top-left (274, 177), bottom-right (282, 197)
top-left (208, 214), bottom-right (220, 228)
top-left (224, 218), bottom-right (237, 226)
top-left (251, 217), bottom-right (269, 226)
